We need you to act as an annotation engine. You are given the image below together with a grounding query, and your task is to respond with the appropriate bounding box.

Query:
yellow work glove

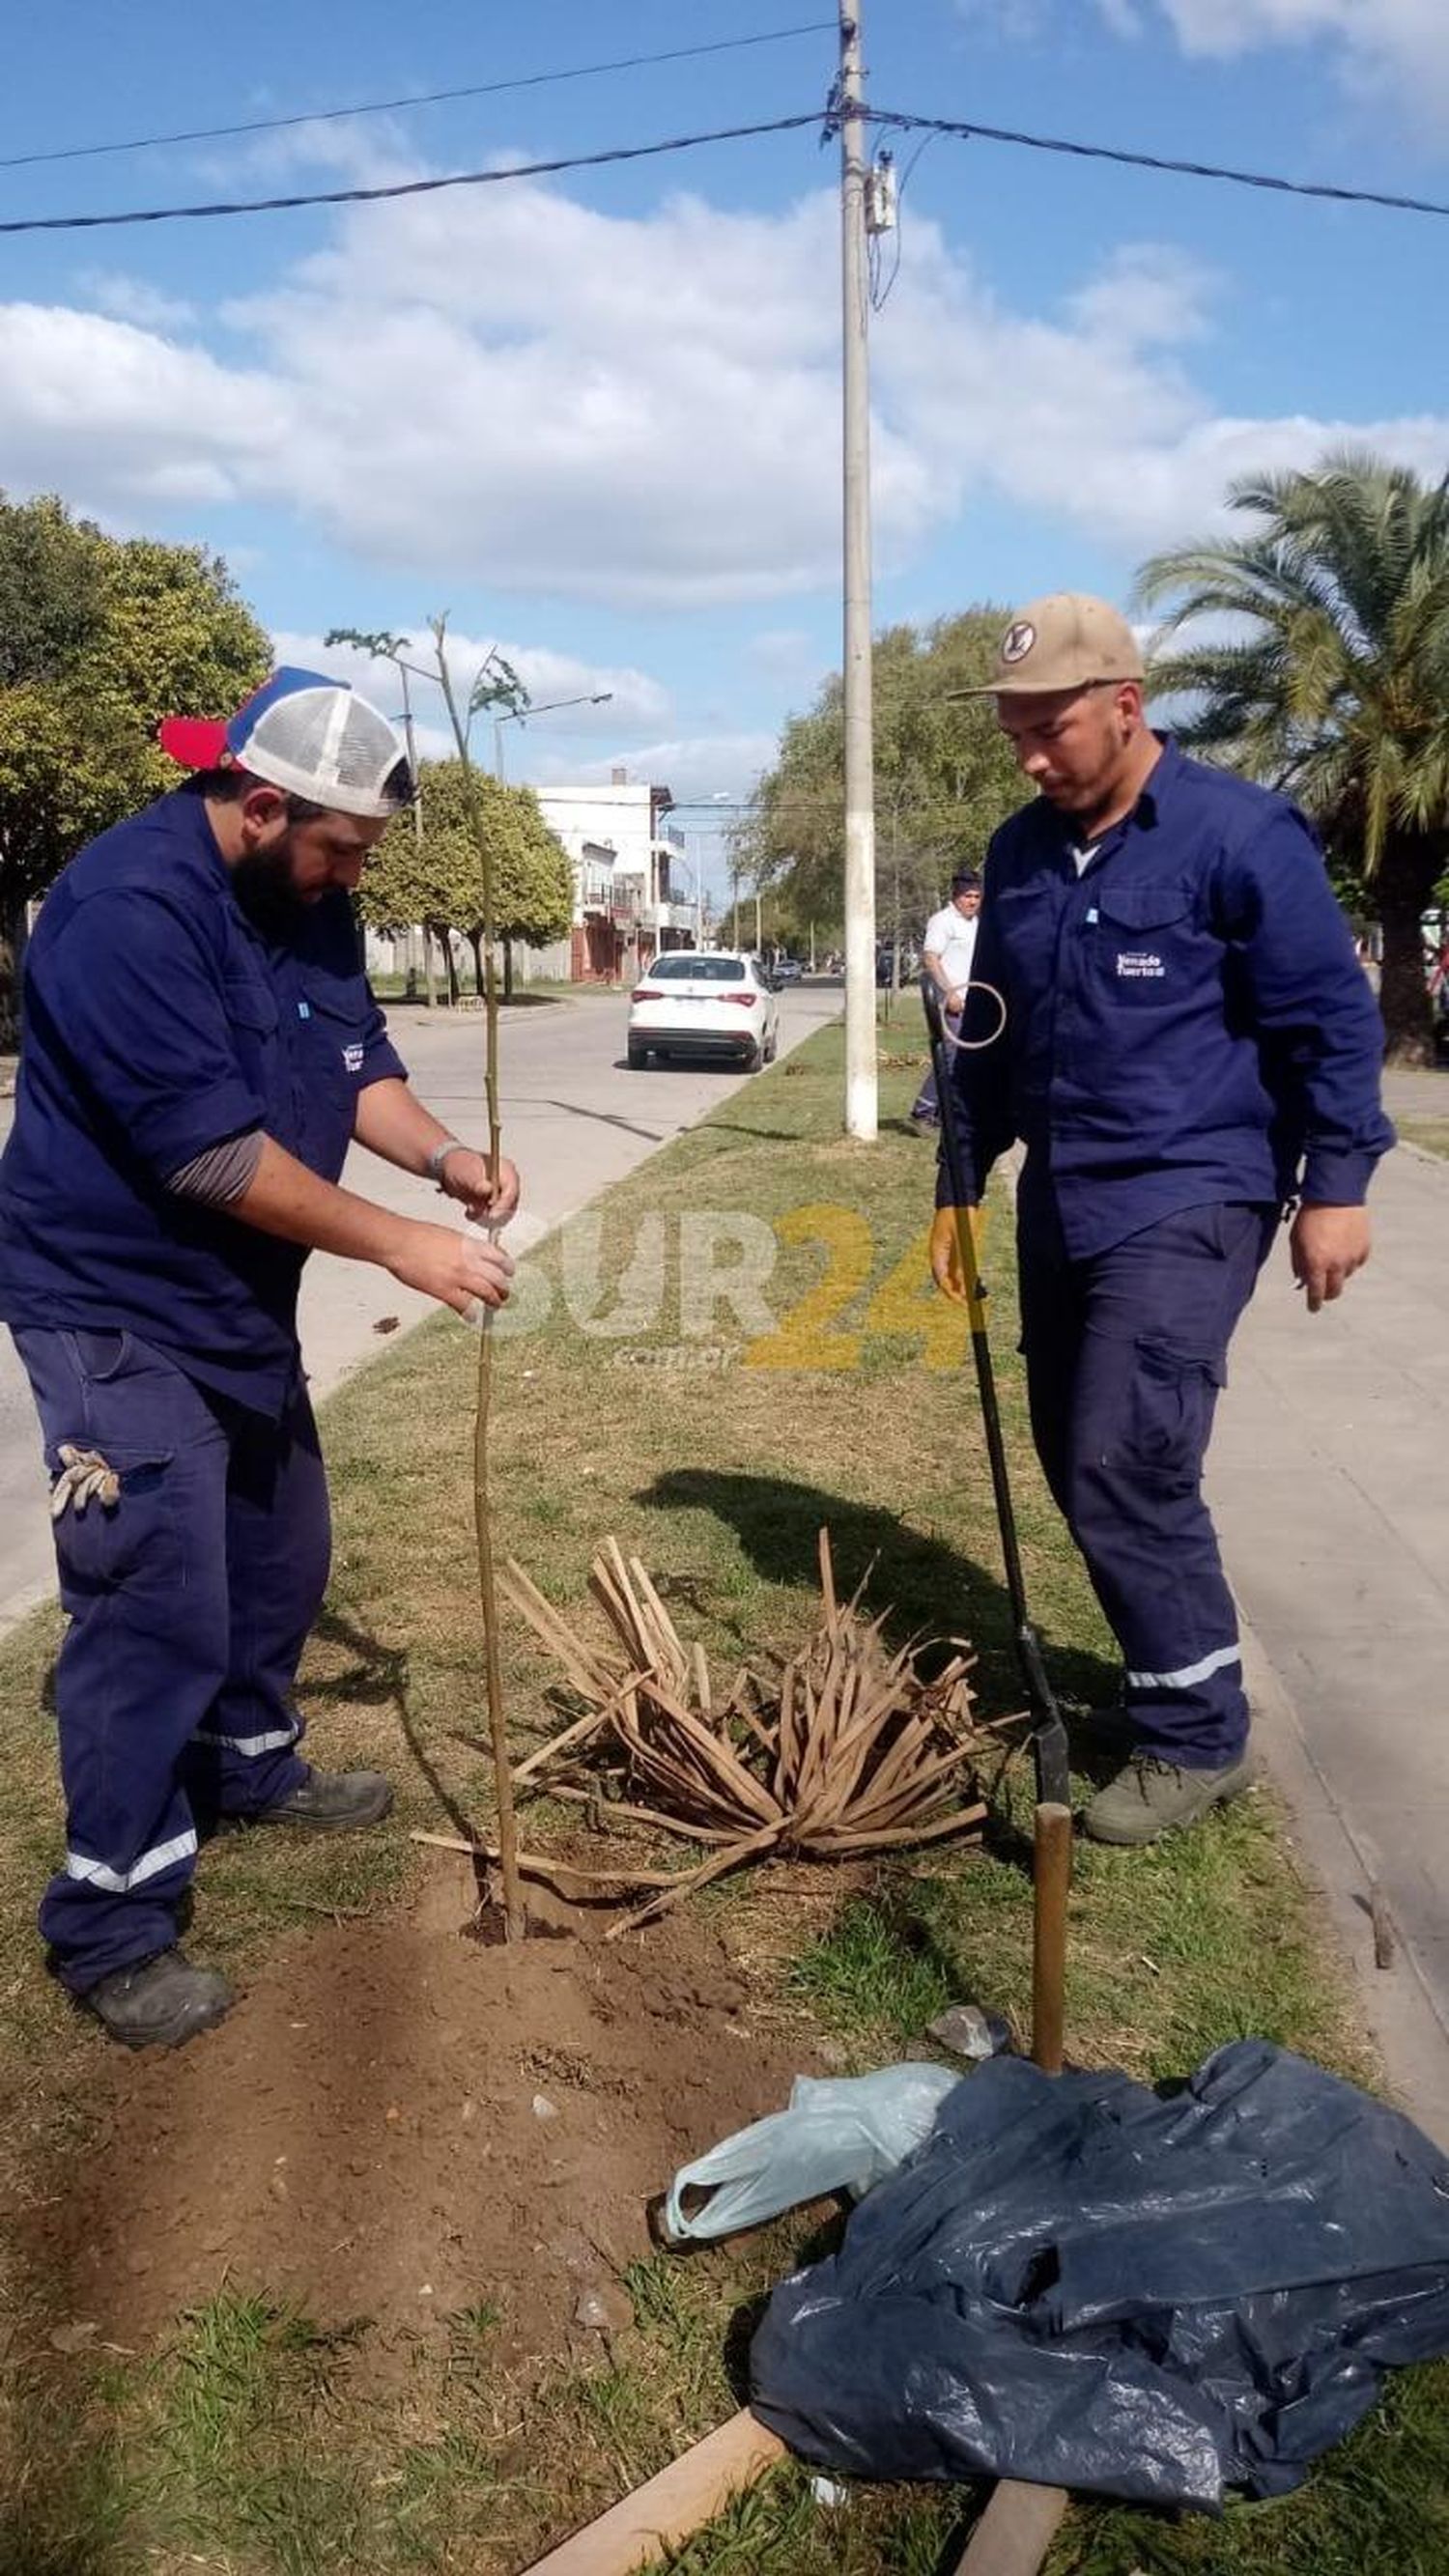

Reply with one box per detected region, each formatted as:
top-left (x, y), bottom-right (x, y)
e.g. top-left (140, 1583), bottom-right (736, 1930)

top-left (929, 1205), bottom-right (986, 1313)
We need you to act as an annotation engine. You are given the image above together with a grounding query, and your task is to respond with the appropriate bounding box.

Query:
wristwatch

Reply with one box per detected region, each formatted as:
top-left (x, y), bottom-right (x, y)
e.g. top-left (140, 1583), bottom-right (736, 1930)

top-left (425, 1139), bottom-right (469, 1183)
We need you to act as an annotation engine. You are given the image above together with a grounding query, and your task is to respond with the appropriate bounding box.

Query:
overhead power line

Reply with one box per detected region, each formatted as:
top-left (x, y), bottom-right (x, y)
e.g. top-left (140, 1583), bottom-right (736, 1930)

top-left (0, 21), bottom-right (836, 174)
top-left (866, 106), bottom-right (1449, 222)
top-left (0, 113), bottom-right (828, 237)
top-left (1, 98), bottom-right (1446, 238)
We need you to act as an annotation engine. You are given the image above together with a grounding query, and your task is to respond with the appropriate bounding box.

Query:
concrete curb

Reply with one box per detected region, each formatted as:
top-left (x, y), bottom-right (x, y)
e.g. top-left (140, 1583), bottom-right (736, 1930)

top-left (1243, 1617), bottom-right (1449, 2150)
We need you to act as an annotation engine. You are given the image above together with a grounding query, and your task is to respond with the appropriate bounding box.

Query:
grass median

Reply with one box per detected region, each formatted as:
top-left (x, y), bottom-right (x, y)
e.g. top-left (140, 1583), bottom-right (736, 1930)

top-left (0, 1005), bottom-right (1443, 2575)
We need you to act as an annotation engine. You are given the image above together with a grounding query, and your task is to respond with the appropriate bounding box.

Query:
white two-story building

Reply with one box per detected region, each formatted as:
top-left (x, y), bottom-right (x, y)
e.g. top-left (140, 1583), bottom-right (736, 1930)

top-left (532, 771), bottom-right (698, 982)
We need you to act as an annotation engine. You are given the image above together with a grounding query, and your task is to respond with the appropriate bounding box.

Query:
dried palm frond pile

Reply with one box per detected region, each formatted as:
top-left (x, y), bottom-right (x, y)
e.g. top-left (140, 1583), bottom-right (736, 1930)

top-left (489, 1531), bottom-right (994, 1936)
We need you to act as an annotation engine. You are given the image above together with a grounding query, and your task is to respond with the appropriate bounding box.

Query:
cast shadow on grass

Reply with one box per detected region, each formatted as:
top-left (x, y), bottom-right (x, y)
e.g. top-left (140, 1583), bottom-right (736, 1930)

top-left (308, 1607), bottom-right (483, 1847)
top-left (634, 1467), bottom-right (1120, 1876)
top-left (634, 1465), bottom-right (1115, 1724)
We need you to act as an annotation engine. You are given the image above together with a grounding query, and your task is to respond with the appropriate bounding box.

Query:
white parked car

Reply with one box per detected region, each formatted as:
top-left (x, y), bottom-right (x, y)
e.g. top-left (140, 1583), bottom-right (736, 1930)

top-left (627, 950), bottom-right (780, 1072)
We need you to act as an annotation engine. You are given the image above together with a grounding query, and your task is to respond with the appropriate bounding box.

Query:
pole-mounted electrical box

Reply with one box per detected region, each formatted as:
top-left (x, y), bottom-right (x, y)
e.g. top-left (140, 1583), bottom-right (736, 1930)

top-left (866, 150), bottom-right (897, 234)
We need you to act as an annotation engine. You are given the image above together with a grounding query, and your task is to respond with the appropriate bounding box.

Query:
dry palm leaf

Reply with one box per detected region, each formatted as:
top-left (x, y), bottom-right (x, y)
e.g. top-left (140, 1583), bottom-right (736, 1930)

top-left (497, 1530), bottom-right (997, 1936)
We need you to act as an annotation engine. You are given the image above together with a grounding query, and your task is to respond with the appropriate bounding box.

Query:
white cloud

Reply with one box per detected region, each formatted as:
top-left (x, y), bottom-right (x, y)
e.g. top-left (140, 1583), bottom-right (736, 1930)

top-left (1147, 0), bottom-right (1449, 105)
top-left (0, 303), bottom-right (290, 513)
top-left (966, 0), bottom-right (1449, 127)
top-left (0, 162), bottom-right (1445, 610)
top-left (535, 732), bottom-right (778, 808)
top-left (80, 272), bottom-right (198, 332)
top-left (271, 627), bottom-right (670, 734)
top-left (870, 218), bottom-right (1449, 556)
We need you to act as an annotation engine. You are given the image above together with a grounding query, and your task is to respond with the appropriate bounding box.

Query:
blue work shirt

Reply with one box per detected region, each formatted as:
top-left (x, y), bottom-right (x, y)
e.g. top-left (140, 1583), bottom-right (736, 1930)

top-left (0, 785), bottom-right (406, 1416)
top-left (948, 739), bottom-right (1393, 1259)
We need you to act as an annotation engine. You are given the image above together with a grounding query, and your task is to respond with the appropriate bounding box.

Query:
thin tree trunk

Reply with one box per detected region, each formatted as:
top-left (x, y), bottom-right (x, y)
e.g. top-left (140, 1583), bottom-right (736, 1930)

top-left (469, 929), bottom-right (486, 998)
top-left (502, 935), bottom-right (515, 1002)
top-left (430, 621), bottom-right (524, 1946)
top-left (1377, 836), bottom-right (1440, 1067)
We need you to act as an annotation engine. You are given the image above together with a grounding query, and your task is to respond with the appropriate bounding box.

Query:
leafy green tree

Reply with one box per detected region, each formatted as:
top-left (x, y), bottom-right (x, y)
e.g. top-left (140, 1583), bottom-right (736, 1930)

top-left (1138, 452), bottom-right (1449, 1063)
top-left (0, 493), bottom-right (270, 1040)
top-left (361, 759), bottom-right (573, 999)
top-left (740, 609), bottom-right (1028, 954)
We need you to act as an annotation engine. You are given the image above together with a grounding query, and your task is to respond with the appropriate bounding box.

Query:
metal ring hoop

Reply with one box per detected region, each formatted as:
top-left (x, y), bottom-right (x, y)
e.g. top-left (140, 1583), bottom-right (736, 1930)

top-left (940, 978), bottom-right (1008, 1052)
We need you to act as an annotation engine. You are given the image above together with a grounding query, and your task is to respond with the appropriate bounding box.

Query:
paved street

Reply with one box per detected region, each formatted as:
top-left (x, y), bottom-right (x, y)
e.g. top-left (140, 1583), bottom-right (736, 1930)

top-left (1209, 1080), bottom-right (1449, 2141)
top-left (0, 981), bottom-right (839, 1636)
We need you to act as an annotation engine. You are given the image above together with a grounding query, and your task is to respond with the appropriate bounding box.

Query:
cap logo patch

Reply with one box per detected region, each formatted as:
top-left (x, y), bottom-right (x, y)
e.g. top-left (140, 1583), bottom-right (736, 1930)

top-left (1001, 619), bottom-right (1037, 665)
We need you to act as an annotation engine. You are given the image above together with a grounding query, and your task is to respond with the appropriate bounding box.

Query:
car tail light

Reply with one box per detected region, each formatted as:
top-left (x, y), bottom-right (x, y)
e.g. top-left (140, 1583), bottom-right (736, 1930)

top-left (631, 986), bottom-right (665, 1003)
top-left (723, 992), bottom-right (758, 1007)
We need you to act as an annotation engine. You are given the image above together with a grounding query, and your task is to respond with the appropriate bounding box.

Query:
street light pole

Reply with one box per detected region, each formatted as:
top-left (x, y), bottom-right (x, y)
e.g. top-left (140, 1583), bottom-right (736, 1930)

top-left (493, 690), bottom-right (612, 782)
top-left (394, 661), bottom-right (436, 1009)
top-left (839, 0), bottom-right (878, 1138)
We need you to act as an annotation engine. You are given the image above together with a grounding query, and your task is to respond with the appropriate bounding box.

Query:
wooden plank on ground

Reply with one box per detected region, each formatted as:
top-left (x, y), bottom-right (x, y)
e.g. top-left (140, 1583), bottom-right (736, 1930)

top-left (519, 2408), bottom-right (786, 2576)
top-left (952, 2477), bottom-right (1069, 2575)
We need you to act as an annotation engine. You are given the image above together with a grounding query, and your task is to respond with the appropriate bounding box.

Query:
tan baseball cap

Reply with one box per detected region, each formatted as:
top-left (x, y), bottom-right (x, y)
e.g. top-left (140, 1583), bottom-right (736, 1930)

top-left (969, 593), bottom-right (1145, 695)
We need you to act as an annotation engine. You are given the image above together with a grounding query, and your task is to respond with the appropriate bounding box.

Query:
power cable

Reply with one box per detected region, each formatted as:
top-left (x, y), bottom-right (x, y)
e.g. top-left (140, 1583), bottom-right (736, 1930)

top-left (866, 105), bottom-right (1449, 221)
top-left (0, 112), bottom-right (829, 237)
top-left (0, 23), bottom-right (836, 174)
top-left (2, 96), bottom-right (1446, 238)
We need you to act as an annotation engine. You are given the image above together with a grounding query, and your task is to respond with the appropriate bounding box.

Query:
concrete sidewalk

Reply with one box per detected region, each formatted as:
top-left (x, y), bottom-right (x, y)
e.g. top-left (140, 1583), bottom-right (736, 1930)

top-left (1208, 1078), bottom-right (1449, 2144)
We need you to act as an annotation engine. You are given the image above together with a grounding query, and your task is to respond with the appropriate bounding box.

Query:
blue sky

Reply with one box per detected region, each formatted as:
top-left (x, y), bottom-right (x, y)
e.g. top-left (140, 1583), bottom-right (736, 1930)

top-left (2, 1), bottom-right (1446, 901)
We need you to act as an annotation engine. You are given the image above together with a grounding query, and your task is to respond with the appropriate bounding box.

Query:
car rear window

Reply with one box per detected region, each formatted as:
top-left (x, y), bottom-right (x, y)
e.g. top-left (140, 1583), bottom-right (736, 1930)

top-left (648, 955), bottom-right (746, 982)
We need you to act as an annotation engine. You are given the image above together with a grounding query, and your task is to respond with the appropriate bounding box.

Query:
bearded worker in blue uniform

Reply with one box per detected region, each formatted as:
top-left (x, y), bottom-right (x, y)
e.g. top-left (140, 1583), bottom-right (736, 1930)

top-left (0, 670), bottom-right (519, 2048)
top-left (930, 595), bottom-right (1392, 1846)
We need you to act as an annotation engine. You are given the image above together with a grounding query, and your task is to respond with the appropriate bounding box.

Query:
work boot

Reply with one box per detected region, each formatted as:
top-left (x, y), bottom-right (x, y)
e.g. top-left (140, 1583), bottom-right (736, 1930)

top-left (253, 1767), bottom-right (394, 1832)
top-left (85, 1948), bottom-right (234, 2051)
top-left (1082, 1752), bottom-right (1253, 1847)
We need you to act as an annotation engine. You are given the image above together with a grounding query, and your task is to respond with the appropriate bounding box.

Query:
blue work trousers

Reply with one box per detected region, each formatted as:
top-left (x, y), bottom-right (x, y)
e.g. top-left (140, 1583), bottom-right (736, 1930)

top-left (14, 1326), bottom-right (326, 1992)
top-left (1015, 1177), bottom-right (1278, 1768)
top-left (911, 1002), bottom-right (962, 1123)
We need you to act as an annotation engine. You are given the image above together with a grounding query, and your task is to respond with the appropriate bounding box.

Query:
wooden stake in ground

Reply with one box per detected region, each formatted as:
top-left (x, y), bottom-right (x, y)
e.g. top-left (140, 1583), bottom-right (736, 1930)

top-left (429, 615), bottom-right (529, 1943)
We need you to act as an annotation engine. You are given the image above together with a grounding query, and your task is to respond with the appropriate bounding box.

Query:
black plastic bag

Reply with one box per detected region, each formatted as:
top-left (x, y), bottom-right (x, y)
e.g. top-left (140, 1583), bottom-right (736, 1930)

top-left (751, 2039), bottom-right (1449, 2510)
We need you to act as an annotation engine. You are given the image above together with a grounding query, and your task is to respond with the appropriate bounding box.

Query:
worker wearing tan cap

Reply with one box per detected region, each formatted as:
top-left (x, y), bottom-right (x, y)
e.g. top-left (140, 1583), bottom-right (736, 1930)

top-left (930, 593), bottom-right (1392, 1844)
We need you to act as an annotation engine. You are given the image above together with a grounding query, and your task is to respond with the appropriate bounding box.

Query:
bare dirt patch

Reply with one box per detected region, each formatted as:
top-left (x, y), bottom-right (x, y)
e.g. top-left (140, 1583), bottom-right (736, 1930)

top-left (24, 1854), bottom-right (811, 2364)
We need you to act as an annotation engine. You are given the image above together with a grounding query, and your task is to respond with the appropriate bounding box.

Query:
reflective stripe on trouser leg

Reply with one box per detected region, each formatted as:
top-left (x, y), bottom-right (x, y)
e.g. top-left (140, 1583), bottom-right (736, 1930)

top-left (14, 1327), bottom-right (233, 1993)
top-left (1017, 1198), bottom-right (1275, 1770)
top-left (187, 1374), bottom-right (329, 1820)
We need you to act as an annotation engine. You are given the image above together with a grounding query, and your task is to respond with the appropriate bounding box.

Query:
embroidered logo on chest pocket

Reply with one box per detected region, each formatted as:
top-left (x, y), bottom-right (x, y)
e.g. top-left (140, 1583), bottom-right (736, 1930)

top-left (1116, 950), bottom-right (1165, 979)
top-left (343, 1042), bottom-right (365, 1072)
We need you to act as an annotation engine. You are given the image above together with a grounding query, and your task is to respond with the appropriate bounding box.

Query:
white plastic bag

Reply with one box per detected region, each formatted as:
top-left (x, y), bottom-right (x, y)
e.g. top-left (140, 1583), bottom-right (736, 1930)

top-left (662, 2063), bottom-right (962, 2246)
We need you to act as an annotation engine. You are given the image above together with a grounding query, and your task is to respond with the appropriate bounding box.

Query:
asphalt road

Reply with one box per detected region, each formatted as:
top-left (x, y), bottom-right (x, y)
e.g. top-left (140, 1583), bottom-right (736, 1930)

top-left (0, 982), bottom-right (840, 1636)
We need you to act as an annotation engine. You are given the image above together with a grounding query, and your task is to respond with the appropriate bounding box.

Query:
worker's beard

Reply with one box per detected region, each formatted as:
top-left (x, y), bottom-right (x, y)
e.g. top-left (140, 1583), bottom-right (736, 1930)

top-left (229, 842), bottom-right (307, 940)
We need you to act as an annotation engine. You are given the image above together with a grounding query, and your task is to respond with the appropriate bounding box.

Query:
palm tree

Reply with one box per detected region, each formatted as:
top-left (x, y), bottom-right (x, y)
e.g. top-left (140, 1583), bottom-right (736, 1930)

top-left (1137, 451), bottom-right (1449, 1062)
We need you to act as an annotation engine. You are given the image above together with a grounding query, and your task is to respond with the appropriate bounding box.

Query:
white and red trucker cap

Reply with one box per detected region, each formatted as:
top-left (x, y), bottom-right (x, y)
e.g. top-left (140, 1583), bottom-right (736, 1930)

top-left (158, 667), bottom-right (412, 820)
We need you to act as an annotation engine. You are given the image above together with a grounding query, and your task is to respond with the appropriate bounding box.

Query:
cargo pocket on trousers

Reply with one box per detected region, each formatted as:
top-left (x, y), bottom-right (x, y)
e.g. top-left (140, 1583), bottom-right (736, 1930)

top-left (43, 1441), bottom-right (178, 1595)
top-left (1127, 1339), bottom-right (1225, 1493)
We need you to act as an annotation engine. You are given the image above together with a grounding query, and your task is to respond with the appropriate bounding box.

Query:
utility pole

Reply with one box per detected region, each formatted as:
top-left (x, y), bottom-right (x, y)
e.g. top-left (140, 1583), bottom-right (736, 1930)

top-left (839, 1), bottom-right (877, 1137)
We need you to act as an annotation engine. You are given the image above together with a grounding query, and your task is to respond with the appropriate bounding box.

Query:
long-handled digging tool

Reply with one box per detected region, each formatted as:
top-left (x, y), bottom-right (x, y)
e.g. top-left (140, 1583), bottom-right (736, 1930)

top-left (921, 970), bottom-right (1073, 2571)
top-left (515, 1003), bottom-right (1082, 2576)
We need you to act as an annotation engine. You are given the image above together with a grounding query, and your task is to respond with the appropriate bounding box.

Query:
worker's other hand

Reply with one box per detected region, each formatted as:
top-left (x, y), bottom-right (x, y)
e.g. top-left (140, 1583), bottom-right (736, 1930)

top-left (435, 1147), bottom-right (521, 1228)
top-left (388, 1220), bottom-right (515, 1317)
top-left (1290, 1203), bottom-right (1371, 1314)
top-left (929, 1204), bottom-right (984, 1306)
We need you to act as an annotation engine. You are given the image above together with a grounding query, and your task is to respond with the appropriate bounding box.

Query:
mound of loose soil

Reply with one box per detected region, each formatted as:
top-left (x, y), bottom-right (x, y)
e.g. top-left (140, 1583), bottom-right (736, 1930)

top-left (28, 1855), bottom-right (813, 2361)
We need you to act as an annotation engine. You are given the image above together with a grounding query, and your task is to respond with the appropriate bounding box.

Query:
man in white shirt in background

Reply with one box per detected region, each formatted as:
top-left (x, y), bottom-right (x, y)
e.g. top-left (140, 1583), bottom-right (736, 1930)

top-left (910, 866), bottom-right (982, 1131)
